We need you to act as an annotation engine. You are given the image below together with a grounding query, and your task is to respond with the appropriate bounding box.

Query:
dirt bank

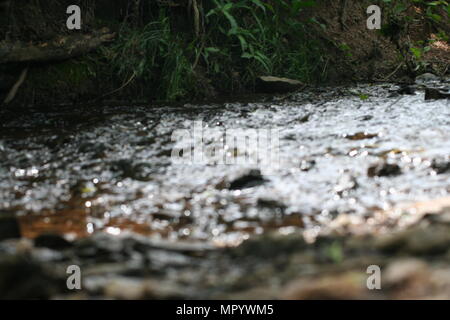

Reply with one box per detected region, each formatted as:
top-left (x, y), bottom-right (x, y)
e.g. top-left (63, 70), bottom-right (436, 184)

top-left (1, 1), bottom-right (449, 108)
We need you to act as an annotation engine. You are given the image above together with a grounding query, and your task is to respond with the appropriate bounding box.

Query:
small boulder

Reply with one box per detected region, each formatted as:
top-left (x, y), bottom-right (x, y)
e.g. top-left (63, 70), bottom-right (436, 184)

top-left (415, 73), bottom-right (439, 84)
top-left (0, 255), bottom-right (62, 299)
top-left (228, 169), bottom-right (267, 190)
top-left (431, 159), bottom-right (450, 174)
top-left (256, 76), bottom-right (303, 94)
top-left (424, 88), bottom-right (450, 100)
top-left (34, 233), bottom-right (73, 250)
top-left (384, 259), bottom-right (429, 289)
top-left (397, 85), bottom-right (416, 95)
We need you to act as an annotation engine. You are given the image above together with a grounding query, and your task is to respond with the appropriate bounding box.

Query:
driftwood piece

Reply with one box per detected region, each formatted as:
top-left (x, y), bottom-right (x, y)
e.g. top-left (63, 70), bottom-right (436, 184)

top-left (0, 28), bottom-right (115, 64)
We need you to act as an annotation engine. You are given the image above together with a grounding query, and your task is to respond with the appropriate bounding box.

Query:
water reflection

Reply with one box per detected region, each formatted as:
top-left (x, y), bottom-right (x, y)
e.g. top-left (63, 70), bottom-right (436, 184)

top-left (2, 83), bottom-right (449, 245)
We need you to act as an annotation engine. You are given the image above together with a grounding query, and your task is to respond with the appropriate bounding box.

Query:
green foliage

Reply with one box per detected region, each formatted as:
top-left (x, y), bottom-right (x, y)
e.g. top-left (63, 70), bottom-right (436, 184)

top-left (381, 0), bottom-right (449, 34)
top-left (325, 241), bottom-right (344, 264)
top-left (359, 93), bottom-right (370, 101)
top-left (380, 0), bottom-right (449, 73)
top-left (203, 0), bottom-right (325, 90)
top-left (103, 0), bottom-right (325, 101)
top-left (102, 17), bottom-right (196, 100)
top-left (414, 0), bottom-right (450, 22)
top-left (382, 0), bottom-right (450, 17)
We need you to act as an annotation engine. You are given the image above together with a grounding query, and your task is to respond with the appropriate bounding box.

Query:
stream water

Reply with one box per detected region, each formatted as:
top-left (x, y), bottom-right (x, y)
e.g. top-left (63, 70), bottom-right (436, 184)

top-left (1, 81), bottom-right (450, 299)
top-left (1, 82), bottom-right (449, 247)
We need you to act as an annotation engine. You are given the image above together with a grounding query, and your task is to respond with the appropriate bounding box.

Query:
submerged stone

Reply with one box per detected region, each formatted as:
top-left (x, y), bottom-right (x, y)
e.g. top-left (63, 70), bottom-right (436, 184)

top-left (228, 169), bottom-right (267, 190)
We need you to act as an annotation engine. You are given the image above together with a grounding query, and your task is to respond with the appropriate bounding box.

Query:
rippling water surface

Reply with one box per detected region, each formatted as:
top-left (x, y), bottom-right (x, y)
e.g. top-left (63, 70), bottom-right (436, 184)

top-left (1, 83), bottom-right (449, 245)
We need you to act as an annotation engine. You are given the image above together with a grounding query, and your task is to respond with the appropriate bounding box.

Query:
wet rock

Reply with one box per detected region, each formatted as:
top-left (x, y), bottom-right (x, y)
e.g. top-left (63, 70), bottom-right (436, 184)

top-left (383, 259), bottom-right (436, 299)
top-left (357, 115), bottom-right (373, 121)
top-left (389, 85), bottom-right (416, 97)
top-left (431, 159), bottom-right (450, 174)
top-left (424, 88), bottom-right (450, 100)
top-left (257, 198), bottom-right (287, 212)
top-left (405, 225), bottom-right (450, 255)
top-left (0, 216), bottom-right (21, 241)
top-left (375, 224), bottom-right (450, 255)
top-left (44, 135), bottom-right (72, 150)
top-left (397, 85), bottom-right (416, 95)
top-left (78, 141), bottom-right (107, 158)
top-left (111, 159), bottom-right (154, 181)
top-left (215, 286), bottom-right (278, 300)
top-left (344, 132), bottom-right (378, 140)
top-left (74, 233), bottom-right (129, 261)
top-left (104, 277), bottom-right (148, 300)
top-left (256, 76), bottom-right (303, 94)
top-left (130, 163), bottom-right (155, 181)
top-left (374, 230), bottom-right (408, 253)
top-left (103, 277), bottom-right (187, 300)
top-left (415, 73), bottom-right (439, 84)
top-left (298, 113), bottom-right (310, 123)
top-left (229, 233), bottom-right (306, 259)
top-left (30, 247), bottom-right (66, 263)
top-left (384, 259), bottom-right (428, 287)
top-left (228, 169), bottom-right (267, 190)
top-left (281, 272), bottom-right (370, 300)
top-left (0, 255), bottom-right (62, 299)
top-left (0, 239), bottom-right (33, 256)
top-left (111, 159), bottom-right (136, 177)
top-left (147, 250), bottom-right (192, 268)
top-left (368, 162), bottom-right (401, 177)
top-left (34, 233), bottom-right (73, 250)
top-left (142, 238), bottom-right (214, 255)
top-left (299, 159), bottom-right (316, 172)
top-left (424, 208), bottom-right (450, 224)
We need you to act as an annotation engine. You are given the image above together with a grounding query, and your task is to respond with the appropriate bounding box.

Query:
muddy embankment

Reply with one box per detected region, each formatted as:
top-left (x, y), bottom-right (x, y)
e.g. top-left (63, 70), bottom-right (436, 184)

top-left (0, 0), bottom-right (449, 106)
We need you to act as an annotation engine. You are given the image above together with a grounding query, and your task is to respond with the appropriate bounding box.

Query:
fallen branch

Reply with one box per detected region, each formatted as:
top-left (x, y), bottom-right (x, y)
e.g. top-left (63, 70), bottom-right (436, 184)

top-left (382, 62), bottom-right (404, 81)
top-left (0, 28), bottom-right (115, 64)
top-left (97, 72), bottom-right (137, 100)
top-left (3, 68), bottom-right (28, 105)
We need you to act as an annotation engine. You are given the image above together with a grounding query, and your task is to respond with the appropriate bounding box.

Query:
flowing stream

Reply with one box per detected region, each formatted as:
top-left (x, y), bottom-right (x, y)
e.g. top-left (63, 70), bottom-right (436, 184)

top-left (1, 82), bottom-right (449, 246)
